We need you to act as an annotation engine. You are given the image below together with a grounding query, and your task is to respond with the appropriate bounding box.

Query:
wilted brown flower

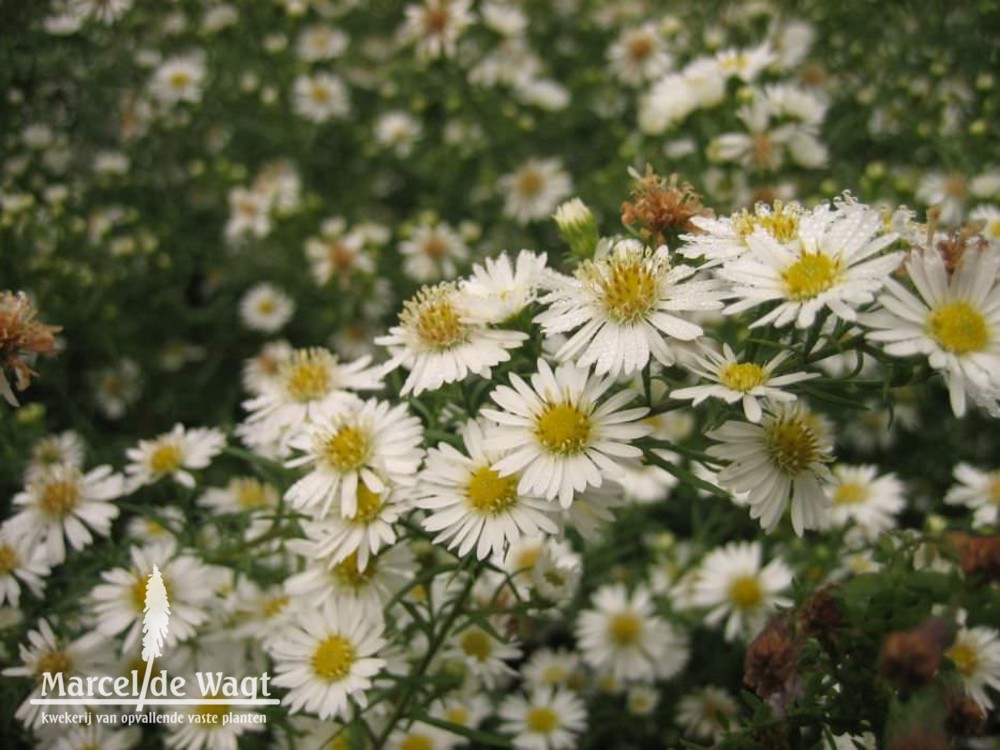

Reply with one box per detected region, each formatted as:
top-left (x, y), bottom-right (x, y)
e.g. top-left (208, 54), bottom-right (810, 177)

top-left (879, 618), bottom-right (950, 691)
top-left (744, 617), bottom-right (798, 703)
top-left (885, 728), bottom-right (949, 750)
top-left (0, 291), bottom-right (61, 406)
top-left (798, 585), bottom-right (844, 651)
top-left (944, 690), bottom-right (986, 738)
top-left (950, 531), bottom-right (1000, 583)
top-left (620, 166), bottom-right (711, 245)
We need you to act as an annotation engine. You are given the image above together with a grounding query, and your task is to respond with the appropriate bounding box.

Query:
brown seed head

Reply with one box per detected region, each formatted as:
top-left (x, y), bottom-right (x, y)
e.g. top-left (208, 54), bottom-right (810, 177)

top-left (621, 166), bottom-right (711, 245)
top-left (0, 291), bottom-right (61, 403)
top-left (744, 617), bottom-right (798, 700)
top-left (879, 619), bottom-right (949, 691)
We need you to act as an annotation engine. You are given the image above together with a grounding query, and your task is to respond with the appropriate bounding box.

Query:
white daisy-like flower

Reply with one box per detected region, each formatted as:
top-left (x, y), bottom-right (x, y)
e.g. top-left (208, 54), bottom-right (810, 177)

top-left (825, 464), bottom-right (905, 539)
top-left (285, 398), bottom-right (424, 518)
top-left (2, 618), bottom-right (109, 731)
top-left (386, 723), bottom-right (458, 750)
top-left (376, 282), bottom-right (528, 396)
top-left (225, 186), bottom-right (272, 244)
top-left (295, 24), bottom-right (348, 63)
top-left (707, 404), bottom-right (834, 535)
top-left (482, 359), bottom-right (652, 508)
top-left (460, 250), bottom-right (548, 324)
top-left (536, 240), bottom-right (723, 378)
top-left (671, 344), bottom-right (816, 422)
top-left (242, 348), bottom-right (385, 447)
top-left (946, 625), bottom-right (1000, 711)
top-left (499, 687), bottom-right (587, 750)
top-left (68, 0), bottom-right (134, 25)
top-left (7, 464), bottom-right (124, 565)
top-left (241, 339), bottom-right (292, 397)
top-left (165, 693), bottom-right (264, 750)
top-left (239, 282), bottom-right (295, 333)
top-left (916, 171), bottom-right (970, 226)
top-left (90, 541), bottom-right (226, 654)
top-left (293, 72), bottom-right (350, 123)
top-left (681, 200), bottom-right (804, 267)
top-left (520, 649), bottom-right (585, 692)
top-left (945, 463), bottom-right (1000, 527)
top-left (399, 222), bottom-right (468, 282)
top-left (25, 430), bottom-right (85, 483)
top-left (499, 159), bottom-right (573, 225)
top-left (125, 423), bottom-right (226, 489)
top-left (715, 43), bottom-right (776, 82)
top-left (199, 476), bottom-right (279, 516)
top-left (676, 685), bottom-right (740, 742)
top-left (970, 204), bottom-right (1000, 245)
top-left (298, 480), bottom-right (401, 569)
top-left (863, 246), bottom-right (1000, 417)
top-left (444, 624), bottom-right (522, 689)
top-left (417, 419), bottom-right (558, 560)
top-left (375, 110), bottom-right (423, 157)
top-left (92, 357), bottom-right (142, 420)
top-left (400, 0), bottom-right (473, 60)
top-left (269, 602), bottom-right (386, 720)
top-left (53, 725), bottom-right (140, 750)
top-left (576, 583), bottom-right (688, 683)
top-left (690, 541), bottom-right (793, 641)
top-left (304, 222), bottom-right (375, 288)
top-left (150, 54), bottom-right (206, 105)
top-left (0, 526), bottom-right (50, 606)
top-left (720, 200), bottom-right (902, 328)
top-left (607, 23), bottom-right (672, 87)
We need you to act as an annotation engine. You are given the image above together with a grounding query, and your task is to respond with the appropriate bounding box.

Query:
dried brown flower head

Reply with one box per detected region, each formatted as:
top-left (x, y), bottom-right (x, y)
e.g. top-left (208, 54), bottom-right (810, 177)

top-left (879, 619), bottom-right (949, 691)
top-left (948, 532), bottom-right (1000, 584)
top-left (620, 166), bottom-right (711, 245)
top-left (797, 585), bottom-right (844, 651)
top-left (944, 690), bottom-right (986, 738)
top-left (0, 291), bottom-right (61, 406)
top-left (744, 616), bottom-right (798, 701)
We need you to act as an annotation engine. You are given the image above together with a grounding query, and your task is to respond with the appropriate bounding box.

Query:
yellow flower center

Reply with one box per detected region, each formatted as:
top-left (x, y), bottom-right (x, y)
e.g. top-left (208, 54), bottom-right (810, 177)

top-left (947, 641), bottom-right (979, 677)
top-left (989, 475), bottom-right (1000, 506)
top-left (400, 735), bottom-right (434, 750)
top-left (467, 466), bottom-right (519, 515)
top-left (331, 552), bottom-right (377, 590)
top-left (402, 288), bottom-right (470, 351)
top-left (525, 706), bottom-right (560, 734)
top-left (834, 481), bottom-right (868, 506)
top-left (322, 425), bottom-right (372, 473)
top-left (281, 350), bottom-right (334, 402)
top-left (781, 251), bottom-right (841, 301)
top-left (608, 612), bottom-right (643, 646)
top-left (733, 203), bottom-right (800, 243)
top-left (257, 298), bottom-right (276, 315)
top-left (927, 301), bottom-right (988, 354)
top-left (38, 479), bottom-right (79, 517)
top-left (728, 575), bottom-right (764, 610)
top-left (149, 443), bottom-right (183, 475)
top-left (627, 34), bottom-right (655, 62)
top-left (0, 544), bottom-right (18, 576)
top-left (131, 573), bottom-right (174, 614)
top-left (766, 414), bottom-right (822, 475)
top-left (515, 547), bottom-right (540, 571)
top-left (35, 651), bottom-right (72, 681)
top-left (233, 478), bottom-right (274, 510)
top-left (311, 84), bottom-right (332, 103)
top-left (197, 696), bottom-right (229, 725)
top-left (311, 635), bottom-right (356, 681)
top-left (517, 169), bottom-right (544, 198)
top-left (422, 234), bottom-right (449, 258)
top-left (351, 482), bottom-right (383, 524)
top-left (720, 362), bottom-right (766, 392)
top-left (535, 403), bottom-right (591, 455)
top-left (444, 706), bottom-right (469, 725)
top-left (597, 256), bottom-right (659, 324)
top-left (168, 71), bottom-right (191, 89)
top-left (261, 595), bottom-right (289, 618)
top-left (460, 629), bottom-right (493, 661)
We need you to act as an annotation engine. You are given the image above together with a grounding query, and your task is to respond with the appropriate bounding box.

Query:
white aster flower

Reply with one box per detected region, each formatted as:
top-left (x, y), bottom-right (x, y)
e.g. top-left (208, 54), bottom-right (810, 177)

top-left (269, 602), bottom-right (386, 720)
top-left (25, 429), bottom-right (85, 483)
top-left (0, 526), bottom-right (51, 606)
top-left (285, 398), bottom-right (424, 518)
top-left (444, 624), bottom-right (521, 689)
top-left (92, 357), bottom-right (142, 419)
top-left (150, 54), bottom-right (206, 105)
top-left (715, 43), bottom-right (776, 82)
top-left (671, 344), bottom-right (816, 422)
top-left (417, 419), bottom-right (558, 560)
top-left (576, 583), bottom-right (688, 683)
top-left (676, 685), bottom-right (740, 742)
top-left (720, 200), bottom-right (902, 328)
top-left (499, 159), bottom-right (573, 225)
top-left (68, 0), bottom-right (134, 24)
top-left (8, 464), bottom-right (124, 565)
top-left (53, 726), bottom-right (140, 750)
top-left (198, 476), bottom-right (279, 516)
top-left (295, 24), bottom-right (348, 62)
top-left (681, 199), bottom-right (804, 267)
top-left (293, 72), bottom-right (350, 123)
top-left (166, 692), bottom-right (264, 750)
top-left (520, 648), bottom-right (585, 692)
top-left (400, 0), bottom-right (473, 60)
top-left (298, 480), bottom-right (401, 569)
top-left (947, 625), bottom-right (1000, 711)
top-left (690, 541), bottom-right (793, 641)
top-left (376, 282), bottom-right (528, 396)
top-left (482, 359), bottom-right (652, 508)
top-left (707, 404), bottom-right (834, 535)
top-left (825, 464), bottom-right (905, 539)
top-left (375, 110), bottom-right (423, 157)
top-left (499, 687), bottom-right (587, 750)
top-left (460, 250), bottom-right (548, 324)
top-left (399, 222), bottom-right (468, 282)
top-left (536, 239), bottom-right (723, 378)
top-left (607, 23), bottom-right (672, 87)
top-left (125, 423), bottom-right (225, 489)
top-left (304, 221), bottom-right (375, 287)
top-left (863, 246), bottom-right (1000, 417)
top-left (945, 463), bottom-right (1000, 527)
top-left (239, 282), bottom-right (295, 333)
top-left (225, 187), bottom-right (272, 244)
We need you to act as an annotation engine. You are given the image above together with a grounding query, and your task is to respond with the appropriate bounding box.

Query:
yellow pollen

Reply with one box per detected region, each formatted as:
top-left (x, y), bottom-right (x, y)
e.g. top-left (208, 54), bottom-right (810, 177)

top-left (311, 84), bottom-right (331, 103)
top-left (311, 635), bottom-right (356, 681)
top-left (467, 466), bottom-right (519, 515)
top-left (627, 35), bottom-right (655, 61)
top-left (927, 301), bottom-right (988, 354)
top-left (596, 257), bottom-right (659, 324)
top-left (766, 415), bottom-right (821, 475)
top-left (168, 71), bottom-right (191, 89)
top-left (233, 478), bottom-right (274, 510)
top-left (197, 696), bottom-right (229, 724)
top-left (733, 204), bottom-right (800, 243)
top-left (332, 552), bottom-right (377, 590)
top-left (517, 169), bottom-right (544, 197)
top-left (781, 251), bottom-right (841, 301)
top-left (720, 362), bottom-right (766, 392)
top-left (460, 629), bottom-right (493, 661)
top-left (535, 403), bottom-right (591, 455)
top-left (0, 544), bottom-right (18, 575)
top-left (728, 575), bottom-right (764, 610)
top-left (400, 735), bottom-right (434, 750)
top-left (422, 235), bottom-right (449, 258)
top-left (257, 298), bottom-right (276, 315)
top-left (541, 665), bottom-right (567, 684)
top-left (444, 706), bottom-right (469, 725)
top-left (607, 612), bottom-right (643, 646)
top-left (262, 595), bottom-right (289, 618)
top-left (36, 651), bottom-right (72, 681)
top-left (322, 425), bottom-right (372, 473)
top-left (516, 547), bottom-right (539, 571)
top-left (834, 482), bottom-right (868, 506)
top-left (402, 288), bottom-right (469, 351)
top-left (525, 706), bottom-right (560, 734)
top-left (38, 479), bottom-right (79, 517)
top-left (947, 641), bottom-right (979, 677)
top-left (281, 350), bottom-right (334, 402)
top-left (149, 443), bottom-right (183, 475)
top-left (351, 482), bottom-right (383, 524)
